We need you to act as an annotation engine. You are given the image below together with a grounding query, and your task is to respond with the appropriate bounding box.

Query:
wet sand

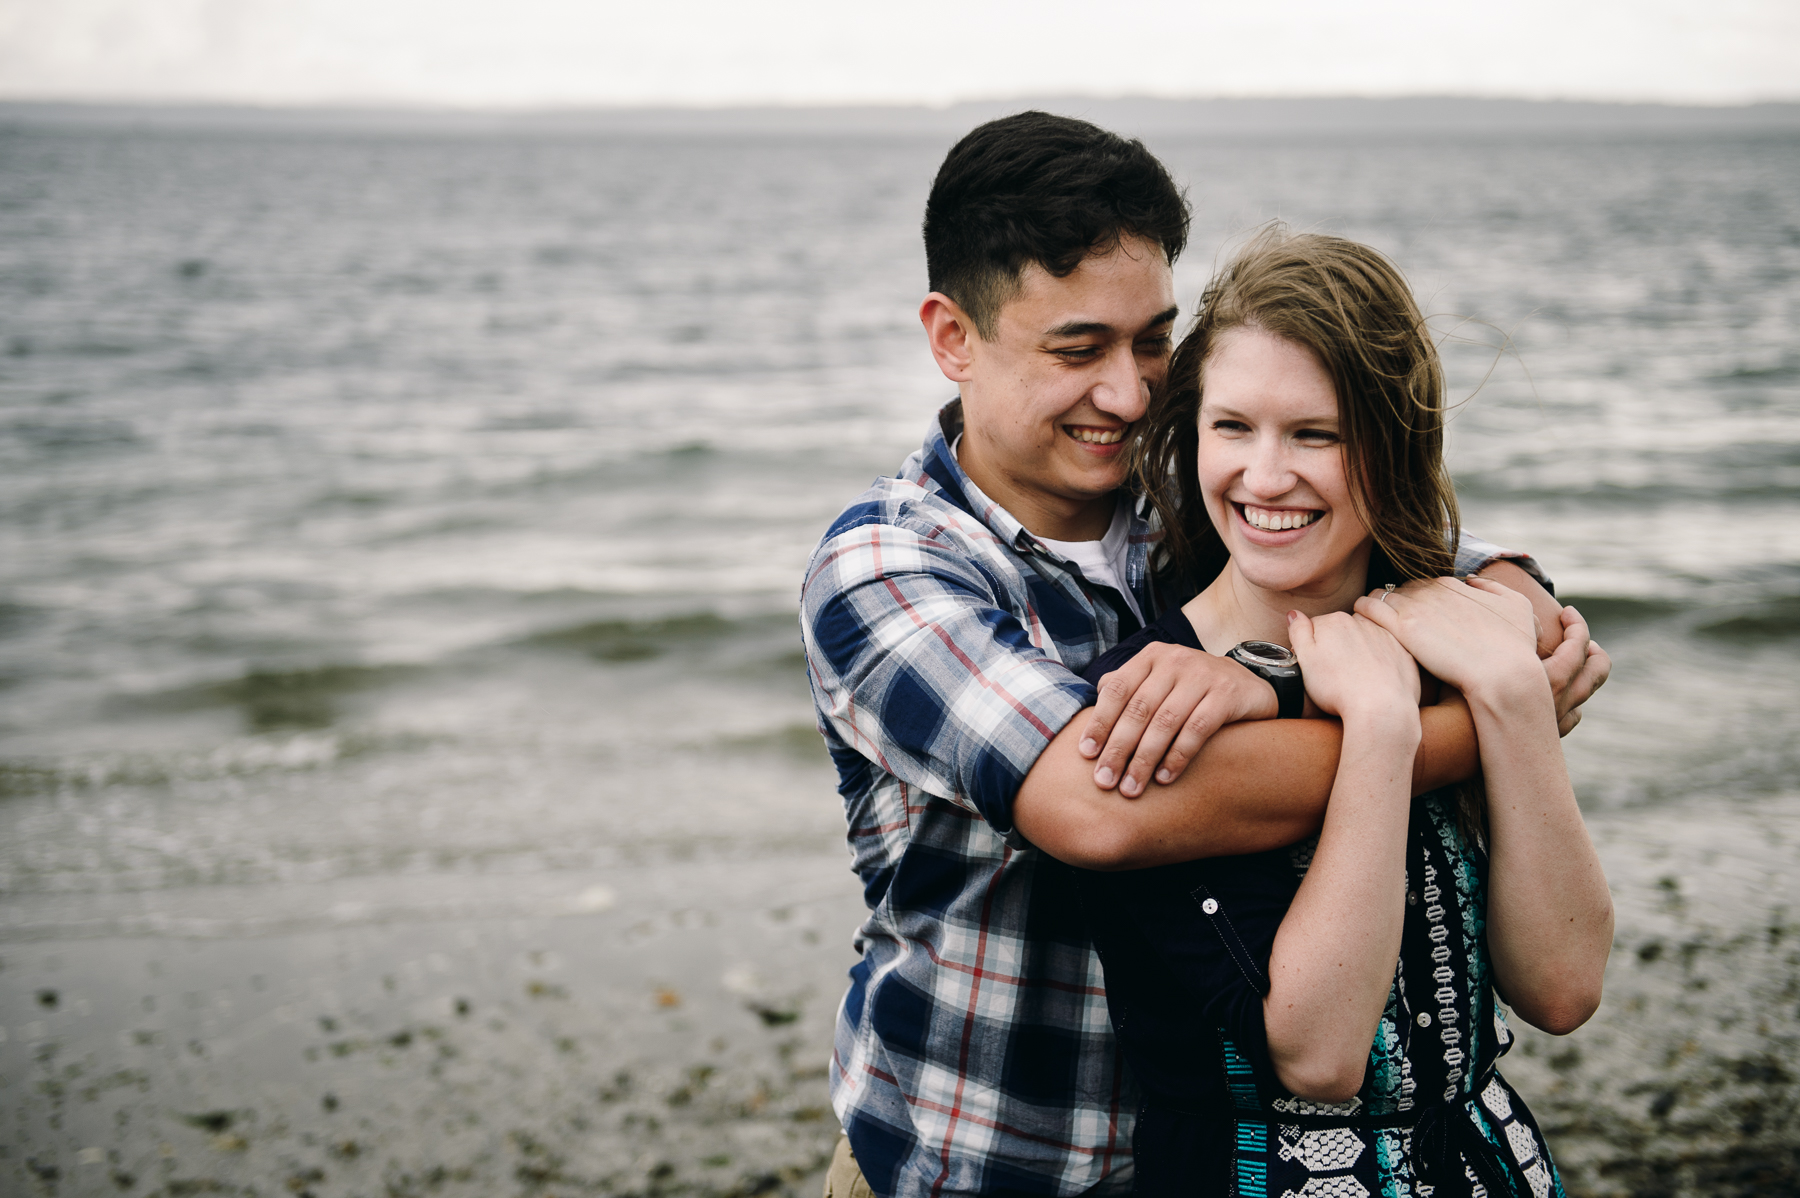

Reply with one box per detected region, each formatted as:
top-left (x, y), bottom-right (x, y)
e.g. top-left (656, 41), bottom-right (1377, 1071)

top-left (1, 852), bottom-right (866, 1197)
top-left (4, 795), bottom-right (1798, 1198)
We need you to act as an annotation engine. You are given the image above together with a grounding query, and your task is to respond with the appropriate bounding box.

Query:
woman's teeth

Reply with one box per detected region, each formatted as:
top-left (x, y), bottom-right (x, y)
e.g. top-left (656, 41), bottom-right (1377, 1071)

top-left (1243, 506), bottom-right (1321, 531)
top-left (1066, 426), bottom-right (1124, 444)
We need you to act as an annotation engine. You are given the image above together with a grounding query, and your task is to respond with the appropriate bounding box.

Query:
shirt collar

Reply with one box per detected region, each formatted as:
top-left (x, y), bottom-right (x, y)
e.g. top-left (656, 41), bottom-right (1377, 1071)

top-left (910, 399), bottom-right (1153, 566)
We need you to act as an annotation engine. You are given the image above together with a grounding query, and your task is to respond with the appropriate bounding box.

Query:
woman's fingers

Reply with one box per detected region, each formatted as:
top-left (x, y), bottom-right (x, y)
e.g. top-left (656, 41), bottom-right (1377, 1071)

top-left (1351, 591), bottom-right (1399, 635)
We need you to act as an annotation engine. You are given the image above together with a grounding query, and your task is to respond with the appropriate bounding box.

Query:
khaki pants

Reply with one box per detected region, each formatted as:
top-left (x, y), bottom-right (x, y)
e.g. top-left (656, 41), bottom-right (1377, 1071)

top-left (823, 1133), bottom-right (876, 1198)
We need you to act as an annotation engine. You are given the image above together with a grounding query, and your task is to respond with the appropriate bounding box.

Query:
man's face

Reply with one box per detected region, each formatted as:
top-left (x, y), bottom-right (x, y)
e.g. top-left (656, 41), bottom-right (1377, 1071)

top-left (956, 236), bottom-right (1178, 530)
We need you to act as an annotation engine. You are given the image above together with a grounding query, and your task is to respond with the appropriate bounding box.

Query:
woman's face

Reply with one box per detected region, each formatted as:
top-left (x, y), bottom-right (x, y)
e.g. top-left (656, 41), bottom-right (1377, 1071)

top-left (1197, 325), bottom-right (1374, 598)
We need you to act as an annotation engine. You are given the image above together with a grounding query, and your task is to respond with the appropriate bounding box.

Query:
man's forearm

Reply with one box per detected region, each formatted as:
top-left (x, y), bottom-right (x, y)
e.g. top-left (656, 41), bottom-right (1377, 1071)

top-left (1014, 699), bottom-right (1479, 870)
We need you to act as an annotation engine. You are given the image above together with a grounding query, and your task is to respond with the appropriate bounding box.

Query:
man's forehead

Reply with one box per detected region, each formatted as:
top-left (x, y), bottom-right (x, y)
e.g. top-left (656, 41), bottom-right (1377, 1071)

top-left (1006, 241), bottom-right (1177, 335)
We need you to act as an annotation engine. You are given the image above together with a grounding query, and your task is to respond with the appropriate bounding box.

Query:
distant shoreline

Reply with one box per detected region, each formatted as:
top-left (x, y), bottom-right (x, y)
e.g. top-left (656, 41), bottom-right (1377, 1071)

top-left (5, 95), bottom-right (1800, 139)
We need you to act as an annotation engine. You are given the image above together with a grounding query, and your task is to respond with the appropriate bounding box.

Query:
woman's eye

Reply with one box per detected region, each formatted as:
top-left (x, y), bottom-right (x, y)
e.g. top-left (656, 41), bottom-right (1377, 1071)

top-left (1296, 429), bottom-right (1339, 444)
top-left (1210, 420), bottom-right (1248, 433)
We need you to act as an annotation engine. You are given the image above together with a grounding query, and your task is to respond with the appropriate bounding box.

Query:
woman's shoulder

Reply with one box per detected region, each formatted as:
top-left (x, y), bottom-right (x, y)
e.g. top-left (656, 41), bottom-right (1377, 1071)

top-left (1081, 598), bottom-right (1205, 685)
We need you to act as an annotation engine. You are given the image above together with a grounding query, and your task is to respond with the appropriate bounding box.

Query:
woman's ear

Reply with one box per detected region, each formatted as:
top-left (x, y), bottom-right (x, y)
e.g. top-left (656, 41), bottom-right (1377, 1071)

top-left (919, 292), bottom-right (979, 382)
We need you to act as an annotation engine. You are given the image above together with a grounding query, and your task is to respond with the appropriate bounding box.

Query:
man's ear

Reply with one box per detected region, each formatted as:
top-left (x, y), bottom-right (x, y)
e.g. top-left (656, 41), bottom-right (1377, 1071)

top-left (920, 292), bottom-right (980, 382)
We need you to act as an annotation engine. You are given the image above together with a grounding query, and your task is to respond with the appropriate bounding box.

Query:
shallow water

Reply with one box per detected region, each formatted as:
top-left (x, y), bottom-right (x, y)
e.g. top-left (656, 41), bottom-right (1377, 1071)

top-left (1, 118), bottom-right (1797, 1194)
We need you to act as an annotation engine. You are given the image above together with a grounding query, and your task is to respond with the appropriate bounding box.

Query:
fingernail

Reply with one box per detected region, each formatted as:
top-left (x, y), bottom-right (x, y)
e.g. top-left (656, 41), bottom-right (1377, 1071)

top-left (1156, 769), bottom-right (1172, 784)
top-left (1079, 738), bottom-right (1098, 757)
top-left (1287, 610), bottom-right (1297, 622)
top-left (1094, 767), bottom-right (1115, 788)
top-left (1121, 776), bottom-right (1141, 796)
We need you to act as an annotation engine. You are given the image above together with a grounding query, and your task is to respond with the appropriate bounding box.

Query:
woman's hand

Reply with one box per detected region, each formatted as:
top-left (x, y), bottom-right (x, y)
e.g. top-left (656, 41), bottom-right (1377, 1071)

top-left (1287, 610), bottom-right (1420, 729)
top-left (1079, 643), bottom-right (1279, 797)
top-left (1353, 577), bottom-right (1540, 704)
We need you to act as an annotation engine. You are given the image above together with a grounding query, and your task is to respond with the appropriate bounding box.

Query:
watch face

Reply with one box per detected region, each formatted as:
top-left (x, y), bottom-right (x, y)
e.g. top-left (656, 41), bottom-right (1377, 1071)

top-left (1233, 640), bottom-right (1298, 670)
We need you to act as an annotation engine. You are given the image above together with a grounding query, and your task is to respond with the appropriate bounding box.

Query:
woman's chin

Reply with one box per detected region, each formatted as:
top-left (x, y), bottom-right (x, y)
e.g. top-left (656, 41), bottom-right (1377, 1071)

top-left (1229, 553), bottom-right (1350, 600)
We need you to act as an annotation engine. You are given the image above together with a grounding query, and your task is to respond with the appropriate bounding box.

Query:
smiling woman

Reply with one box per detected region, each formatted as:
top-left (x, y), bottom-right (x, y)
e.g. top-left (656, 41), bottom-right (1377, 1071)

top-left (1070, 227), bottom-right (1613, 1198)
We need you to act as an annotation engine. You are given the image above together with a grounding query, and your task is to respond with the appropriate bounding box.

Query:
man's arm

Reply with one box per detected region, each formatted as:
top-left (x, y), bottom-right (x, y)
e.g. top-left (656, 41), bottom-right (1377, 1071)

top-left (1014, 692), bottom-right (1478, 869)
top-left (1019, 561), bottom-right (1600, 870)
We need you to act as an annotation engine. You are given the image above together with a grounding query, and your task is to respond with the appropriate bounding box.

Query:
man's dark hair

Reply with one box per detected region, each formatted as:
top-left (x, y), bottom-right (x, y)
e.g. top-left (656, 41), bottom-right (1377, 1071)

top-left (924, 111), bottom-right (1190, 339)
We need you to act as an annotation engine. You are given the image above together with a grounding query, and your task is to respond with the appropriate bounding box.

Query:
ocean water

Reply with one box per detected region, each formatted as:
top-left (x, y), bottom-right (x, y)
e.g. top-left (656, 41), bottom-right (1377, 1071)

top-left (1, 121), bottom-right (1797, 1193)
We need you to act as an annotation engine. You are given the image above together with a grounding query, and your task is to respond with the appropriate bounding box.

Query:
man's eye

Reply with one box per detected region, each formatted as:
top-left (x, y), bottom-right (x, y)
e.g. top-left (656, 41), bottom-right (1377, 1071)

top-left (1053, 346), bottom-right (1100, 361)
top-left (1135, 336), bottom-right (1172, 356)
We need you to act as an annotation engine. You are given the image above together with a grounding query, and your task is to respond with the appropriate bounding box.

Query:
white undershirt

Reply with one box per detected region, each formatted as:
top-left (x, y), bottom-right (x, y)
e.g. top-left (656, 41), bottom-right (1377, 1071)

top-left (1037, 500), bottom-right (1144, 625)
top-left (952, 433), bottom-right (1144, 624)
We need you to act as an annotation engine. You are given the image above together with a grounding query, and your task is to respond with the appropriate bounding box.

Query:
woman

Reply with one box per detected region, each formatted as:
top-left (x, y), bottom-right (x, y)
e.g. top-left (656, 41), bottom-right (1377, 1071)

top-left (1073, 229), bottom-right (1614, 1197)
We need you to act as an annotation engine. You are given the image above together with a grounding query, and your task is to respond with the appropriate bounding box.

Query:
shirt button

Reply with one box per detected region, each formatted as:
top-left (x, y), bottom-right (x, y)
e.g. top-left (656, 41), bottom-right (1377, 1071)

top-left (1407, 890), bottom-right (1419, 905)
top-left (1417, 1012), bottom-right (1433, 1027)
top-left (1201, 898), bottom-right (1219, 915)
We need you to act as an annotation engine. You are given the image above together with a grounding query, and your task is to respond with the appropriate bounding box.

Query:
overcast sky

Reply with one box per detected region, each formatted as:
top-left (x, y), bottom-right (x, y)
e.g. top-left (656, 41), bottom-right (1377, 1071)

top-left (2, 0), bottom-right (1795, 109)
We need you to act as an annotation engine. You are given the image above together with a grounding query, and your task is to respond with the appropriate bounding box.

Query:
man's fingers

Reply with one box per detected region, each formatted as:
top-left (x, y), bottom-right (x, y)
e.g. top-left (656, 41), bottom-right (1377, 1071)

top-left (1558, 707), bottom-right (1583, 737)
top-left (1079, 657), bottom-right (1153, 759)
top-left (1152, 694), bottom-right (1233, 786)
top-left (1116, 681), bottom-right (1207, 797)
top-left (1571, 641), bottom-right (1611, 708)
top-left (1092, 670), bottom-right (1178, 791)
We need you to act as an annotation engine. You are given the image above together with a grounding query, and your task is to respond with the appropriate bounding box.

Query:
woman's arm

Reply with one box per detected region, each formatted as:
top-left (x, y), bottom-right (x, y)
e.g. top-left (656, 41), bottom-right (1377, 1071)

top-left (1357, 579), bottom-right (1614, 1034)
top-left (1260, 610), bottom-right (1422, 1102)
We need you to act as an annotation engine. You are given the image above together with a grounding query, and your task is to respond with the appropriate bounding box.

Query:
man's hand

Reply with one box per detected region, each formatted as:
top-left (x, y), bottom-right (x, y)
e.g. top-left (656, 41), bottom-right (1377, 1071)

top-left (1077, 642), bottom-right (1278, 797)
top-left (1544, 605), bottom-right (1609, 735)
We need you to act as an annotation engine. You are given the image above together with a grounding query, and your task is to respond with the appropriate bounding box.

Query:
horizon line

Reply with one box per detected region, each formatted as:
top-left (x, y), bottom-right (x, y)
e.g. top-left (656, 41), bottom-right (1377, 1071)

top-left (5, 91), bottom-right (1800, 115)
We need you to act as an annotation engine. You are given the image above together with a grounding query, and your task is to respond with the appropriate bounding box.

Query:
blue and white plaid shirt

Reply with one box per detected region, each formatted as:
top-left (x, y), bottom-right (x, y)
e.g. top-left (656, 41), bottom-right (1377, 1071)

top-left (800, 401), bottom-right (1547, 1198)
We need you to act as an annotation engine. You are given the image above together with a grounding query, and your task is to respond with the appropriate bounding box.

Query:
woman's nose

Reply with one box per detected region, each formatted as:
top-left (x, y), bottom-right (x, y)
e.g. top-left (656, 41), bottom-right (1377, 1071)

top-left (1242, 440), bottom-right (1297, 498)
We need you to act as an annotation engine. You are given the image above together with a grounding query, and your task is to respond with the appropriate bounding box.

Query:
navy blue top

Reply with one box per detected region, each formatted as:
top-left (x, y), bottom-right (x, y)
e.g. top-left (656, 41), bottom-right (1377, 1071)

top-left (1072, 604), bottom-right (1568, 1198)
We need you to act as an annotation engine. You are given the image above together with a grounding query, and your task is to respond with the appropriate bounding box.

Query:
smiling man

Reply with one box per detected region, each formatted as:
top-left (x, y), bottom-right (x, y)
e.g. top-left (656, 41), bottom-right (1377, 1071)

top-left (801, 112), bottom-right (1602, 1198)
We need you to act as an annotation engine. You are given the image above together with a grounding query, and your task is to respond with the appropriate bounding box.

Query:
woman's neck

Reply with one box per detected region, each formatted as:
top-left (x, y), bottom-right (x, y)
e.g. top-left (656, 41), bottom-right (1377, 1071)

top-left (1182, 553), bottom-right (1373, 652)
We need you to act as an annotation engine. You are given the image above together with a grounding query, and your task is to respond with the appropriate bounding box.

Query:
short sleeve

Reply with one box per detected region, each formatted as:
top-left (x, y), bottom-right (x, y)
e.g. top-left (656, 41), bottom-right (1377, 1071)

top-left (1455, 530), bottom-right (1554, 597)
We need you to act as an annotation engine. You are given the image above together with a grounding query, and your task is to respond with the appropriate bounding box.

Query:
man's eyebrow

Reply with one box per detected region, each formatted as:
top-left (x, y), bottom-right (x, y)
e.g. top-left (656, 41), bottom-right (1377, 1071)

top-left (1043, 306), bottom-right (1180, 339)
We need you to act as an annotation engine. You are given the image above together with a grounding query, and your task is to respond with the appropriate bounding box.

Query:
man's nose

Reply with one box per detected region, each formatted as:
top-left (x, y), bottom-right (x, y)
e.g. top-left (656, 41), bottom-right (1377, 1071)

top-left (1090, 344), bottom-right (1150, 421)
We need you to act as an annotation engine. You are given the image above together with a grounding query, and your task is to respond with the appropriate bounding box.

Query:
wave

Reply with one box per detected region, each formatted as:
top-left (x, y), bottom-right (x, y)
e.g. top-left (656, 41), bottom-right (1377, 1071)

top-left (1559, 592), bottom-right (1800, 646)
top-left (518, 610), bottom-right (793, 663)
top-left (118, 662), bottom-right (423, 731)
top-left (1694, 595), bottom-right (1800, 642)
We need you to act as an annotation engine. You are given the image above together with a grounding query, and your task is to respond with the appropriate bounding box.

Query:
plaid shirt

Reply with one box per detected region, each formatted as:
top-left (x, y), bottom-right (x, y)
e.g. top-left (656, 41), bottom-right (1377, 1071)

top-left (800, 401), bottom-right (1548, 1198)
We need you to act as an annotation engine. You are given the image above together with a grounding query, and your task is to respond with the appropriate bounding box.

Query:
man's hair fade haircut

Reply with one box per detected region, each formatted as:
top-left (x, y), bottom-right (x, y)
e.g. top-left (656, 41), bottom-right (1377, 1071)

top-left (924, 111), bottom-right (1191, 340)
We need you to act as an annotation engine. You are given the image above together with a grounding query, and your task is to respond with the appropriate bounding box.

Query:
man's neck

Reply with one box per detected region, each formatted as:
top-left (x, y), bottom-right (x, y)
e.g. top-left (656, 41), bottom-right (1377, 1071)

top-left (953, 430), bottom-right (1116, 543)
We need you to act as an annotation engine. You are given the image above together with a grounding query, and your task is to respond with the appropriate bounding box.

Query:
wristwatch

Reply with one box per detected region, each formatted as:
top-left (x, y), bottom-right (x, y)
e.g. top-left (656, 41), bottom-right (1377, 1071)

top-left (1226, 640), bottom-right (1305, 719)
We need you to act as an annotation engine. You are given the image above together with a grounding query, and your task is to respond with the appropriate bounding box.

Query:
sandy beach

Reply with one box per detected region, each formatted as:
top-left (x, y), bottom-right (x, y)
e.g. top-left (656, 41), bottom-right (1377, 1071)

top-left (3, 793), bottom-right (1795, 1197)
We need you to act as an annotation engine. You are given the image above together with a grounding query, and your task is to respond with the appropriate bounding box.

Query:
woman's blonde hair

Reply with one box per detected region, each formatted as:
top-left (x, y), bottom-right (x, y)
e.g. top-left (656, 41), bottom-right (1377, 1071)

top-left (1134, 226), bottom-right (1460, 596)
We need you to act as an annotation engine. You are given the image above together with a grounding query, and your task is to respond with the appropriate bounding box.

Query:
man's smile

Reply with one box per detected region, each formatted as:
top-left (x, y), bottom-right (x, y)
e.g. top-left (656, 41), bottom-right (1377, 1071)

top-left (1062, 423), bottom-right (1129, 445)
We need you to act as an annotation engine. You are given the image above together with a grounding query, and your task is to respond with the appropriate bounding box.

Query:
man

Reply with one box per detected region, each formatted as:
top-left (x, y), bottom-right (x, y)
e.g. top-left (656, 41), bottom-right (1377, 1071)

top-left (801, 112), bottom-right (1605, 1198)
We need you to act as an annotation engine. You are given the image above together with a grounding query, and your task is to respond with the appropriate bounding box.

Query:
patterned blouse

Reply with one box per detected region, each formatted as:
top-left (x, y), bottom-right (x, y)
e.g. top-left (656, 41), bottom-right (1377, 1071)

top-left (1074, 603), bottom-right (1569, 1198)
